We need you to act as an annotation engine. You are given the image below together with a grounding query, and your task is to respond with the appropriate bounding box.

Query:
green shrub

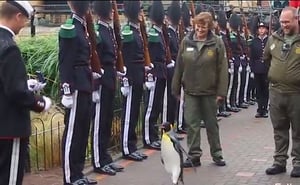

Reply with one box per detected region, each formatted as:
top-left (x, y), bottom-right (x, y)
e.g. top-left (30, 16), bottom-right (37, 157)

top-left (17, 35), bottom-right (60, 101)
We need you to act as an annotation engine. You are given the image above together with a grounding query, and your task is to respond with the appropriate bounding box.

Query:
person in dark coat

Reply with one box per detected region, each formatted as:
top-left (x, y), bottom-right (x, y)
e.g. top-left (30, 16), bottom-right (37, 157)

top-left (120, 0), bottom-right (149, 162)
top-left (142, 0), bottom-right (167, 151)
top-left (249, 22), bottom-right (269, 118)
top-left (0, 1), bottom-right (52, 185)
top-left (90, 0), bottom-right (124, 176)
top-left (59, 1), bottom-right (97, 185)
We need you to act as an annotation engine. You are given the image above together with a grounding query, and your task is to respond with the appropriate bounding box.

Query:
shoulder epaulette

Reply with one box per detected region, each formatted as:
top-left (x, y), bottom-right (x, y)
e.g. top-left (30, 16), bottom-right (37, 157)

top-left (121, 25), bottom-right (133, 42)
top-left (148, 28), bottom-right (159, 42)
top-left (59, 18), bottom-right (76, 38)
top-left (230, 32), bottom-right (237, 42)
top-left (94, 24), bottom-right (102, 44)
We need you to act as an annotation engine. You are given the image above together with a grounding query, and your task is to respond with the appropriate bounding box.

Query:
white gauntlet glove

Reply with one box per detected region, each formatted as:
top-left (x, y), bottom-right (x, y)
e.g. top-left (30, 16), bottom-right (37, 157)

top-left (61, 95), bottom-right (73, 108)
top-left (238, 65), bottom-right (243, 73)
top-left (120, 86), bottom-right (130, 97)
top-left (166, 60), bottom-right (175, 68)
top-left (42, 96), bottom-right (52, 111)
top-left (27, 79), bottom-right (46, 92)
top-left (145, 63), bottom-right (154, 72)
top-left (92, 90), bottom-right (101, 103)
top-left (117, 66), bottom-right (127, 77)
top-left (92, 69), bottom-right (104, 80)
top-left (145, 81), bottom-right (155, 90)
top-left (250, 72), bottom-right (255, 79)
top-left (246, 64), bottom-right (251, 73)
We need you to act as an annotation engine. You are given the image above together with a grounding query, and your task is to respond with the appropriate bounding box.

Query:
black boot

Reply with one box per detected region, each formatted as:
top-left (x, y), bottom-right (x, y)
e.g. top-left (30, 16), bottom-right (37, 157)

top-left (265, 164), bottom-right (286, 175)
top-left (291, 166), bottom-right (300, 177)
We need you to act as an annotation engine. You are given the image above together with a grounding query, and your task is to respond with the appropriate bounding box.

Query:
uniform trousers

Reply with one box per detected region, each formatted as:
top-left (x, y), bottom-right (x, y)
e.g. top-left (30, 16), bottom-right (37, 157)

top-left (269, 89), bottom-right (300, 167)
top-left (0, 138), bottom-right (26, 185)
top-left (254, 73), bottom-right (269, 113)
top-left (143, 78), bottom-right (166, 145)
top-left (121, 83), bottom-right (144, 155)
top-left (62, 91), bottom-right (92, 184)
top-left (91, 84), bottom-right (115, 168)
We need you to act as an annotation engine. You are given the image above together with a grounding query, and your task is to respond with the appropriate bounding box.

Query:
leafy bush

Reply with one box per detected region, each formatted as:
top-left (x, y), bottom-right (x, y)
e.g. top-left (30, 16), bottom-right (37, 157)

top-left (17, 35), bottom-right (60, 101)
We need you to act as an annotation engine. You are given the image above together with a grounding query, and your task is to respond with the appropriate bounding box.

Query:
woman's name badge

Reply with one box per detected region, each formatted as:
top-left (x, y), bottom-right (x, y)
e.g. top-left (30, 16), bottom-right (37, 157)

top-left (186, 47), bottom-right (194, 51)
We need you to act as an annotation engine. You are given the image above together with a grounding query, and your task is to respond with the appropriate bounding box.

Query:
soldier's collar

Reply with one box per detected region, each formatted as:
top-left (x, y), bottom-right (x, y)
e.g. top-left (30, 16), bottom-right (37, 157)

top-left (168, 25), bottom-right (177, 33)
top-left (129, 22), bottom-right (139, 30)
top-left (153, 25), bottom-right (162, 33)
top-left (98, 20), bottom-right (111, 28)
top-left (0, 25), bottom-right (15, 37)
top-left (72, 13), bottom-right (86, 26)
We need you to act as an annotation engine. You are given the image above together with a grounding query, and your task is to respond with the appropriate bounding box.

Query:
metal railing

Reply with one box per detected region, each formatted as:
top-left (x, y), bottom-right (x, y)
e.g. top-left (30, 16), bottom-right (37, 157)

top-left (28, 90), bottom-right (144, 172)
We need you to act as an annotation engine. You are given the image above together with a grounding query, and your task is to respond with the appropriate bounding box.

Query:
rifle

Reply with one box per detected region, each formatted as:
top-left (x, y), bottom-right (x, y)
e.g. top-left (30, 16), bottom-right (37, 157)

top-left (85, 10), bottom-right (102, 75)
top-left (140, 11), bottom-right (152, 68)
top-left (112, 0), bottom-right (125, 73)
top-left (240, 8), bottom-right (250, 57)
top-left (178, 17), bottom-right (185, 42)
top-left (189, 0), bottom-right (195, 28)
top-left (162, 22), bottom-right (173, 65)
top-left (268, 1), bottom-right (273, 35)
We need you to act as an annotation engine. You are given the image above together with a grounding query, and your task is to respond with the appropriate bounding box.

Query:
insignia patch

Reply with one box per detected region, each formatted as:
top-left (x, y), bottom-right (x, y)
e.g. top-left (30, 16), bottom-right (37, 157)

top-left (186, 47), bottom-right (194, 51)
top-left (295, 47), bottom-right (300, 54)
top-left (207, 50), bottom-right (214, 56)
top-left (270, 44), bottom-right (275, 50)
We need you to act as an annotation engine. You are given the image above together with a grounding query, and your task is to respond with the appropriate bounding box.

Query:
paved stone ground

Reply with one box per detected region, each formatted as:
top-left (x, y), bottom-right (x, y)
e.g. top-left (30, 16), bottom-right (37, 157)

top-left (23, 105), bottom-right (299, 185)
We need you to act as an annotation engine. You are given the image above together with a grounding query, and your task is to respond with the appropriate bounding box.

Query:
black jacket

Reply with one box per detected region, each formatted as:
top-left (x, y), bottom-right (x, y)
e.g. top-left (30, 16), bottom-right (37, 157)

top-left (121, 22), bottom-right (145, 85)
top-left (250, 36), bottom-right (268, 74)
top-left (58, 14), bottom-right (92, 93)
top-left (0, 27), bottom-right (46, 138)
top-left (96, 20), bottom-right (117, 90)
top-left (148, 25), bottom-right (167, 79)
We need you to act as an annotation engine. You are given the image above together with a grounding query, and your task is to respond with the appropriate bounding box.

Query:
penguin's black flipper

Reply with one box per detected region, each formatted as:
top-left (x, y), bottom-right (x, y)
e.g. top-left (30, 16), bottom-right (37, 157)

top-left (168, 132), bottom-right (197, 173)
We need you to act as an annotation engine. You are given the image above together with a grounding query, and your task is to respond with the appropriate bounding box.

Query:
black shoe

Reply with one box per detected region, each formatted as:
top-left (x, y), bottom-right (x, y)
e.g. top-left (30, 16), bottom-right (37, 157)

top-left (108, 163), bottom-right (124, 172)
top-left (83, 177), bottom-right (97, 185)
top-left (237, 103), bottom-right (248, 109)
top-left (94, 165), bottom-right (116, 176)
top-left (217, 111), bottom-right (231, 117)
top-left (72, 179), bottom-right (88, 185)
top-left (177, 129), bottom-right (187, 134)
top-left (123, 152), bottom-right (143, 161)
top-left (213, 157), bottom-right (226, 166)
top-left (291, 166), bottom-right (300, 177)
top-left (227, 106), bottom-right (240, 112)
top-left (248, 101), bottom-right (256, 105)
top-left (265, 164), bottom-right (286, 175)
top-left (183, 158), bottom-right (201, 168)
top-left (175, 134), bottom-right (185, 141)
top-left (262, 112), bottom-right (268, 118)
top-left (144, 141), bottom-right (161, 150)
top-left (255, 112), bottom-right (263, 118)
top-left (134, 151), bottom-right (148, 159)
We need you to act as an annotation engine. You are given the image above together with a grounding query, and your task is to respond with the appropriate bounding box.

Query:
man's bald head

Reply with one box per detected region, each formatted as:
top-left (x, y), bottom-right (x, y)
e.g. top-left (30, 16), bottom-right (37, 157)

top-left (279, 6), bottom-right (299, 35)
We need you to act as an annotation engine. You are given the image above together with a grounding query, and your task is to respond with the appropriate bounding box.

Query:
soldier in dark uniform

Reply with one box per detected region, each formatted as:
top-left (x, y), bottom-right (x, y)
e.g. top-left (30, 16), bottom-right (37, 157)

top-left (0, 1), bottom-right (52, 184)
top-left (90, 1), bottom-right (124, 176)
top-left (59, 1), bottom-right (97, 185)
top-left (120, 1), bottom-right (148, 161)
top-left (165, 1), bottom-right (180, 129)
top-left (143, 1), bottom-right (167, 150)
top-left (181, 2), bottom-right (192, 33)
top-left (228, 13), bottom-right (247, 110)
top-left (216, 9), bottom-right (237, 114)
top-left (249, 22), bottom-right (269, 118)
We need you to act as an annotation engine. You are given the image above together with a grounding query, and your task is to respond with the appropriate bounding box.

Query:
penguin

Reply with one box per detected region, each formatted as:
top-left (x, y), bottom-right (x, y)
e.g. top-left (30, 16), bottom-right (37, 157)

top-left (160, 122), bottom-right (195, 185)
